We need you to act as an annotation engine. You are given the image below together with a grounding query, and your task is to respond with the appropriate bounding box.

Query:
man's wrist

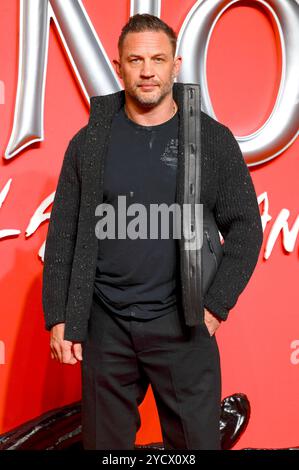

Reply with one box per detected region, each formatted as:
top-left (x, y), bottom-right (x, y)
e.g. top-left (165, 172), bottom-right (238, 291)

top-left (204, 307), bottom-right (223, 322)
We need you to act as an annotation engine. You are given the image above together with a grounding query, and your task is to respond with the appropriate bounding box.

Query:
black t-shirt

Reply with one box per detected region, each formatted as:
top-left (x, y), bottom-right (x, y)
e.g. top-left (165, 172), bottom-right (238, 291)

top-left (93, 105), bottom-right (181, 319)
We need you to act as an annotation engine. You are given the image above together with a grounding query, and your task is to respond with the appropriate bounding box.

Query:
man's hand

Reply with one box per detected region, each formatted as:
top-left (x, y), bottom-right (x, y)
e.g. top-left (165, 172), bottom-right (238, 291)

top-left (50, 323), bottom-right (82, 364)
top-left (204, 308), bottom-right (222, 336)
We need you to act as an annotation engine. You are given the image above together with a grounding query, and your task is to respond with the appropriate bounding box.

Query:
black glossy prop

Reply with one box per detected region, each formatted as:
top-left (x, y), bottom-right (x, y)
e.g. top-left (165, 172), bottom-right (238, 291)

top-left (0, 393), bottom-right (297, 450)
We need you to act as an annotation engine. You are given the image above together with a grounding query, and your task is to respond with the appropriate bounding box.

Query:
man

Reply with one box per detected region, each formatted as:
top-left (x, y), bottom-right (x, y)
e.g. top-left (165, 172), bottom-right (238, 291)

top-left (42, 14), bottom-right (263, 450)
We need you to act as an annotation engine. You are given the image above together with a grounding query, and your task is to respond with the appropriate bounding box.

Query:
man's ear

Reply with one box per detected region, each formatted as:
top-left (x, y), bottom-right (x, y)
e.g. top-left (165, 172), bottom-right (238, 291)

top-left (173, 55), bottom-right (182, 77)
top-left (113, 59), bottom-right (122, 79)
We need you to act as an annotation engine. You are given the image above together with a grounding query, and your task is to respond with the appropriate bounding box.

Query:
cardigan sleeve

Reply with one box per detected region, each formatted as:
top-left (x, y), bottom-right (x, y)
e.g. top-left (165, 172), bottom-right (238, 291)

top-left (203, 126), bottom-right (263, 320)
top-left (42, 134), bottom-right (81, 331)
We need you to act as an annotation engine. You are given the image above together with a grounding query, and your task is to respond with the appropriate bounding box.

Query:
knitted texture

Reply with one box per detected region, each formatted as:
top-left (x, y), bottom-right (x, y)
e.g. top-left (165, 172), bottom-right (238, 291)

top-left (42, 82), bottom-right (263, 341)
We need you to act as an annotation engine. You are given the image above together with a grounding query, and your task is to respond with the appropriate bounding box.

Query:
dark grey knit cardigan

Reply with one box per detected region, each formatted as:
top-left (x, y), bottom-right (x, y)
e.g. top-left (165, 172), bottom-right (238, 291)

top-left (42, 82), bottom-right (263, 342)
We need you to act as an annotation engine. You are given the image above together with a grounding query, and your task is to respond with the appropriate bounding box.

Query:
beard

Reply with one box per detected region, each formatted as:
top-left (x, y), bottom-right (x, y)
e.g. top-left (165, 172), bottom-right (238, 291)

top-left (124, 74), bottom-right (175, 108)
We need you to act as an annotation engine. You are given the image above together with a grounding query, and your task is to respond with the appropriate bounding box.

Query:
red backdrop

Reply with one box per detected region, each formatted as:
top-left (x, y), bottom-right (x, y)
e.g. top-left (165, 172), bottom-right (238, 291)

top-left (0, 0), bottom-right (298, 449)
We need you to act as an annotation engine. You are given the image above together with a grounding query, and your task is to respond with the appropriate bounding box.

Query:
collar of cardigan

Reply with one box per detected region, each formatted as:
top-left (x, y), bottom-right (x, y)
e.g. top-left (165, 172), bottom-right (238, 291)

top-left (88, 81), bottom-right (189, 127)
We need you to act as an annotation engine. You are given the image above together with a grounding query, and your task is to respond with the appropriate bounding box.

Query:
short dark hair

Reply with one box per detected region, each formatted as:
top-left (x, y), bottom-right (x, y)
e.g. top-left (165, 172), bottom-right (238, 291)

top-left (118, 14), bottom-right (177, 57)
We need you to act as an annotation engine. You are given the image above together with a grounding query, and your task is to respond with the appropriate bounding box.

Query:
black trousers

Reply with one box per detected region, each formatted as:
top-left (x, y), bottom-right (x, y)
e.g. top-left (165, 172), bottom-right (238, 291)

top-left (81, 295), bottom-right (222, 450)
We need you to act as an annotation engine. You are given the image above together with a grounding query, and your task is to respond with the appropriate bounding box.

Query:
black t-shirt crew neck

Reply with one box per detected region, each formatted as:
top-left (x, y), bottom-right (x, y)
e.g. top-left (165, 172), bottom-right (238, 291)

top-left (123, 105), bottom-right (178, 131)
top-left (93, 105), bottom-right (180, 320)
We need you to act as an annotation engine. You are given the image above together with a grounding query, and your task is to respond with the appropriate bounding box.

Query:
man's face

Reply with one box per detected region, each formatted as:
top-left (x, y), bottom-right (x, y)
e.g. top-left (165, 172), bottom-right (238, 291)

top-left (114, 31), bottom-right (182, 108)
